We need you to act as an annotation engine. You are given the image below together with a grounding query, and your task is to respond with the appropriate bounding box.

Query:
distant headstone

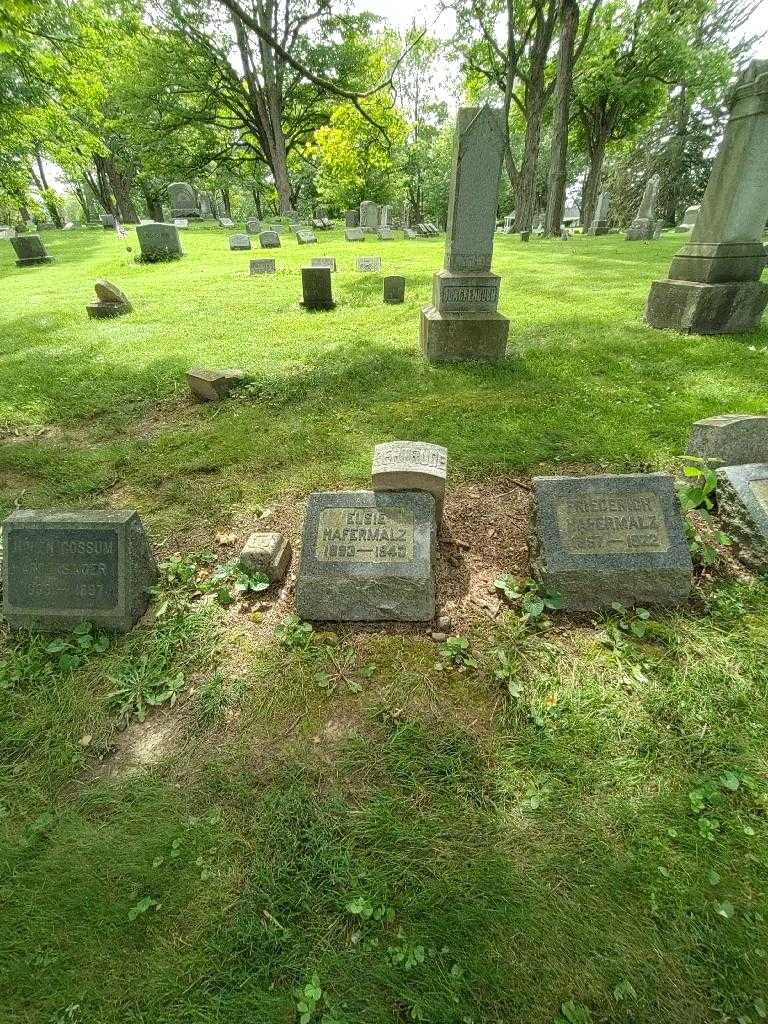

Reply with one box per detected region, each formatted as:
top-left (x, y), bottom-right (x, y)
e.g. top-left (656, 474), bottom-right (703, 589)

top-left (2, 509), bottom-right (157, 633)
top-left (560, 228), bottom-right (571, 240)
top-left (688, 414), bottom-right (768, 467)
top-left (296, 490), bottom-right (436, 621)
top-left (135, 222), bottom-right (182, 263)
top-left (357, 256), bottom-right (381, 272)
top-left (563, 203), bottom-right (580, 227)
top-left (416, 223), bottom-right (430, 237)
top-left (372, 441), bottom-right (447, 518)
top-left (377, 226), bottom-right (394, 240)
top-left (10, 234), bottom-right (53, 267)
top-left (187, 367), bottom-right (247, 402)
top-left (717, 463), bottom-right (768, 571)
top-left (359, 200), bottom-right (379, 233)
top-left (503, 213), bottom-right (515, 234)
top-left (218, 217), bottom-right (235, 228)
top-left (173, 217), bottom-right (189, 229)
top-left (87, 279), bottom-right (132, 319)
top-left (345, 227), bottom-right (364, 242)
top-left (296, 229), bottom-right (318, 245)
top-left (420, 106), bottom-right (509, 363)
top-left (520, 231), bottom-right (530, 242)
top-left (247, 218), bottom-right (261, 233)
top-left (300, 266), bottom-right (335, 310)
top-left (646, 61), bottom-right (768, 335)
top-left (530, 473), bottom-right (692, 610)
top-left (310, 257), bottom-right (336, 272)
top-left (383, 275), bottom-right (405, 304)
top-left (239, 531), bottom-right (292, 583)
top-left (198, 191), bottom-right (214, 218)
top-left (259, 230), bottom-right (281, 249)
top-left (346, 209), bottom-right (360, 228)
top-left (380, 205), bottom-right (390, 227)
top-left (230, 233), bottom-right (251, 250)
top-left (626, 174), bottom-right (660, 241)
top-left (311, 218), bottom-right (325, 230)
top-left (250, 258), bottom-right (276, 274)
top-left (100, 213), bottom-right (116, 229)
top-left (588, 192), bottom-right (611, 235)
top-left (404, 228), bottom-right (418, 239)
top-left (168, 181), bottom-right (200, 218)
top-left (676, 205), bottom-right (700, 232)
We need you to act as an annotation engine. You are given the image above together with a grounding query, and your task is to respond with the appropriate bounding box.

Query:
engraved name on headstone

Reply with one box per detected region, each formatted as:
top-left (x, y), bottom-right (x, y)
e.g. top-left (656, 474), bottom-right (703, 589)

top-left (372, 441), bottom-right (448, 518)
top-left (356, 256), bottom-right (381, 272)
top-left (250, 258), bottom-right (276, 274)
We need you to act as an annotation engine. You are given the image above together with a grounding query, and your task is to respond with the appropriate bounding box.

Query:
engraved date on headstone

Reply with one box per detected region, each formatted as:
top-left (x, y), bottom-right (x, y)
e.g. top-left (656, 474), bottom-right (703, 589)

top-left (7, 528), bottom-right (119, 609)
top-left (315, 507), bottom-right (415, 563)
top-left (556, 492), bottom-right (669, 554)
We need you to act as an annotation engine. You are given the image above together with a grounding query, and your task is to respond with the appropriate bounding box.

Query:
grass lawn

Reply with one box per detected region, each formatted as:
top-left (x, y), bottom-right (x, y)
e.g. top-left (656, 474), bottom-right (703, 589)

top-left (1, 225), bottom-right (768, 1024)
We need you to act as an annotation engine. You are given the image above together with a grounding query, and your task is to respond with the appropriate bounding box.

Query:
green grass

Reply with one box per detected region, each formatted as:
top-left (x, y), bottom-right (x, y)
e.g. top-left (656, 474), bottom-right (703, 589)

top-left (1, 226), bottom-right (768, 1023)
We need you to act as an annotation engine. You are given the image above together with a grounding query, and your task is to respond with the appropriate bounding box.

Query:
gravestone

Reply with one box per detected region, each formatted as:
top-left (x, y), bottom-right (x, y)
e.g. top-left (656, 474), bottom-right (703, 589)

top-left (372, 441), bottom-right (447, 518)
top-left (717, 463), bottom-right (768, 571)
top-left (377, 226), bottom-right (394, 240)
top-left (345, 227), bottom-right (364, 242)
top-left (218, 217), bottom-right (235, 228)
top-left (135, 222), bottom-right (182, 262)
top-left (10, 234), bottom-right (53, 267)
top-left (560, 228), bottom-right (571, 240)
top-left (420, 106), bottom-right (509, 363)
top-left (173, 217), bottom-right (189, 229)
top-left (247, 218), bottom-right (261, 233)
top-left (356, 256), bottom-right (381, 272)
top-left (296, 490), bottom-right (436, 621)
top-left (2, 509), bottom-right (157, 633)
top-left (187, 367), bottom-right (247, 402)
top-left (239, 531), bottom-right (291, 583)
top-left (380, 205), bottom-right (390, 227)
top-left (198, 191), bottom-right (214, 218)
top-left (647, 62), bottom-right (768, 334)
top-left (229, 233), bottom-right (251, 251)
top-left (503, 213), bottom-right (515, 234)
top-left (346, 209), bottom-right (360, 227)
top-left (300, 266), bottom-right (335, 310)
top-left (312, 218), bottom-right (325, 230)
top-left (588, 192), bottom-right (611, 235)
top-left (250, 258), bottom-right (276, 274)
top-left (311, 257), bottom-right (336, 272)
top-left (87, 279), bottom-right (132, 319)
top-left (383, 275), bottom-right (405, 304)
top-left (676, 205), bottom-right (700, 232)
top-left (359, 200), bottom-right (379, 233)
top-left (296, 229), bottom-right (318, 244)
top-left (259, 230), bottom-right (281, 249)
top-left (168, 181), bottom-right (200, 218)
top-left (404, 228), bottom-right (418, 239)
top-left (626, 174), bottom-right (660, 241)
top-left (530, 473), bottom-right (692, 610)
top-left (563, 203), bottom-right (580, 227)
top-left (100, 213), bottom-right (116, 229)
top-left (688, 414), bottom-right (768, 467)
top-left (520, 231), bottom-right (530, 242)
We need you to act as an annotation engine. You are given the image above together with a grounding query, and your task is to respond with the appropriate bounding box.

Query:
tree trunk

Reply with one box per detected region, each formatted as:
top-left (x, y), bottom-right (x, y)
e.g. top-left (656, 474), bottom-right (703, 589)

top-left (515, 85), bottom-right (546, 231)
top-left (221, 186), bottom-right (232, 217)
top-left (544, 0), bottom-right (579, 235)
top-left (139, 183), bottom-right (163, 221)
top-left (104, 158), bottom-right (139, 223)
top-left (92, 156), bottom-right (117, 215)
top-left (30, 156), bottom-right (63, 227)
top-left (580, 135), bottom-right (607, 228)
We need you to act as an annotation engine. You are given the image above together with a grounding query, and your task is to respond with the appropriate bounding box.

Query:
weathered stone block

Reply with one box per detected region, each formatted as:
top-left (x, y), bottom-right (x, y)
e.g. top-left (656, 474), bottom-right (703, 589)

top-left (432, 269), bottom-right (500, 312)
top-left (87, 279), bottom-right (132, 319)
top-left (2, 509), bottom-right (157, 632)
top-left (250, 258), bottom-right (276, 274)
top-left (377, 227), bottom-right (394, 240)
top-left (345, 227), bottom-right (364, 241)
top-left (10, 234), bottom-right (53, 267)
top-left (296, 490), bottom-right (436, 622)
top-left (296, 229), bottom-right (318, 244)
top-left (383, 276), bottom-right (405, 304)
top-left (247, 218), bottom-right (261, 233)
top-left (135, 222), bottom-right (182, 263)
top-left (530, 473), bottom-right (692, 610)
top-left (187, 368), bottom-right (247, 402)
top-left (688, 414), bottom-right (768, 467)
top-left (420, 306), bottom-right (509, 362)
top-left (668, 242), bottom-right (767, 283)
top-left (311, 257), bottom-right (336, 272)
top-left (645, 278), bottom-right (768, 334)
top-left (357, 256), bottom-right (381, 272)
top-left (239, 531), bottom-right (292, 582)
top-left (259, 230), bottom-right (281, 249)
top-left (372, 441), bottom-right (447, 518)
top-left (230, 233), bottom-right (251, 251)
top-left (301, 267), bottom-right (335, 310)
top-left (717, 463), bottom-right (768, 572)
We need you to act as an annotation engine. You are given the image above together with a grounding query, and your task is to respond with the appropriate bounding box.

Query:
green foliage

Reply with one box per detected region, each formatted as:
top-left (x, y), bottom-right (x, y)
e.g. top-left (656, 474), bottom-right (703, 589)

top-left (495, 575), bottom-right (564, 621)
top-left (106, 655), bottom-right (185, 724)
top-left (676, 459), bottom-right (732, 569)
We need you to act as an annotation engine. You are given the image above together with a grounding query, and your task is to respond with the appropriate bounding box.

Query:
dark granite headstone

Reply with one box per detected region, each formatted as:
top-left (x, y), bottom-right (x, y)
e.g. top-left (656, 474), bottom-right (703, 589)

top-left (10, 234), bottom-right (53, 267)
top-left (296, 490), bottom-right (436, 621)
top-left (300, 267), bottom-right (335, 310)
top-left (345, 209), bottom-right (360, 227)
top-left (2, 510), bottom-right (157, 632)
top-left (383, 276), bottom-right (405, 304)
top-left (716, 463), bottom-right (768, 571)
top-left (530, 473), bottom-right (692, 610)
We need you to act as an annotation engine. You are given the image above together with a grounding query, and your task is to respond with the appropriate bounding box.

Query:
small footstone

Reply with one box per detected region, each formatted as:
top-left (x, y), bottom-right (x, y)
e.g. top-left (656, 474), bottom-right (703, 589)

top-left (87, 279), bottom-right (132, 319)
top-left (383, 276), bottom-right (405, 304)
top-left (250, 258), bottom-right (276, 274)
top-left (296, 229), bottom-right (318, 244)
top-left (311, 257), bottom-right (336, 272)
top-left (530, 472), bottom-right (692, 610)
top-left (300, 267), bottom-right (335, 310)
top-left (187, 367), bottom-right (247, 402)
top-left (296, 490), bottom-right (436, 622)
top-left (716, 463), bottom-right (768, 571)
top-left (345, 227), bottom-right (364, 242)
top-left (688, 414), bottom-right (768, 467)
top-left (357, 256), bottom-right (381, 272)
top-left (259, 230), bottom-right (281, 249)
top-left (372, 441), bottom-right (447, 518)
top-left (2, 509), bottom-right (157, 633)
top-left (239, 531), bottom-right (292, 583)
top-left (230, 233), bottom-right (251, 250)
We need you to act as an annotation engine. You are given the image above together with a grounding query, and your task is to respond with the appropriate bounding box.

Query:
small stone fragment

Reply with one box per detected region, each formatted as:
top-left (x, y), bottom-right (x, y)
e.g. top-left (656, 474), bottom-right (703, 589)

top-left (187, 367), bottom-right (247, 402)
top-left (239, 531), bottom-right (292, 583)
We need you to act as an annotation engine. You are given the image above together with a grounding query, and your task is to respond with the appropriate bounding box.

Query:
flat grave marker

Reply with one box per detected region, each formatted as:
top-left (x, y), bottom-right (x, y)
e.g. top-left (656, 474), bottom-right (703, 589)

top-left (250, 258), bottom-right (276, 274)
top-left (356, 256), bottom-right (381, 272)
top-left (717, 463), bottom-right (768, 571)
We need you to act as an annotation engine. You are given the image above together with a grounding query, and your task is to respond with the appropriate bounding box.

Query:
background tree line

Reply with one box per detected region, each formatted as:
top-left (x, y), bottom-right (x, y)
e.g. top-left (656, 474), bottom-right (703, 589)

top-left (0, 0), bottom-right (760, 233)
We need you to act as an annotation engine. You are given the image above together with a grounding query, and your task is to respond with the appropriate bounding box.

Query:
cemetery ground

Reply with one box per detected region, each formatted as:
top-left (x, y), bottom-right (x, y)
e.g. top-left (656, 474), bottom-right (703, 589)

top-left (2, 226), bottom-right (768, 1024)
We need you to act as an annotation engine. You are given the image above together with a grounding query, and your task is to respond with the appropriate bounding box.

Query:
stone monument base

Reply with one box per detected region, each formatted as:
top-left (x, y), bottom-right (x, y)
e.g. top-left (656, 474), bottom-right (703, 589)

top-left (626, 219), bottom-right (654, 241)
top-left (87, 300), bottom-right (130, 319)
top-left (16, 255), bottom-right (53, 268)
top-left (668, 242), bottom-right (767, 283)
top-left (588, 222), bottom-right (609, 236)
top-left (420, 306), bottom-right (509, 362)
top-left (645, 279), bottom-right (768, 334)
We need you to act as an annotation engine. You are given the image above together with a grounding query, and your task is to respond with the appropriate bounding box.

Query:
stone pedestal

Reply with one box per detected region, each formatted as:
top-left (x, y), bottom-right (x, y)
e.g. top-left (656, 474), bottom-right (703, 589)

top-left (646, 279), bottom-right (768, 335)
top-left (420, 307), bottom-right (509, 362)
top-left (626, 219), bottom-right (655, 241)
top-left (588, 221), bottom-right (609, 236)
